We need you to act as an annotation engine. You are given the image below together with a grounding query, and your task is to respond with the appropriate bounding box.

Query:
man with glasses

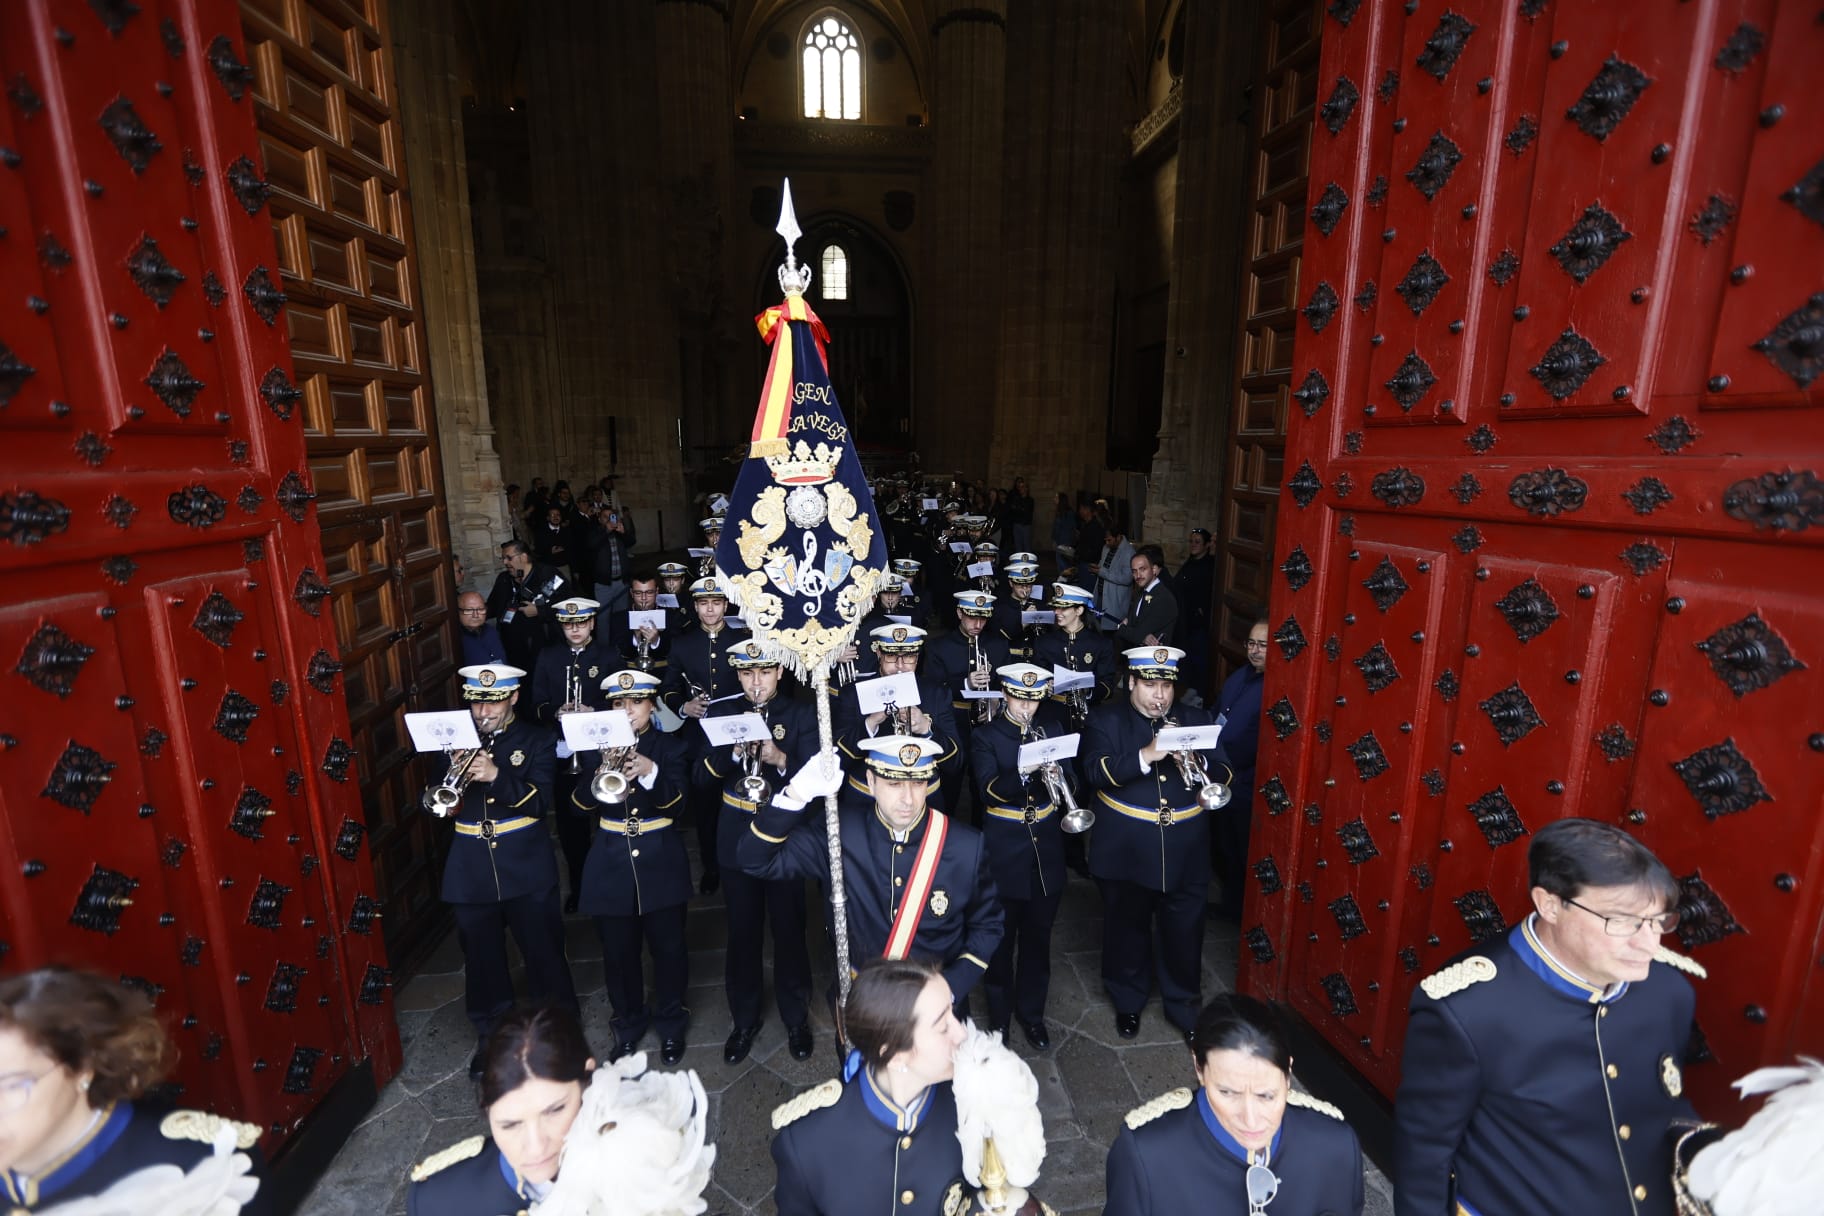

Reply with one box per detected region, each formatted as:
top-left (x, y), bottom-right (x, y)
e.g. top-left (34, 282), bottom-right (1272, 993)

top-left (1394, 818), bottom-right (1702, 1216)
top-left (456, 591), bottom-right (506, 666)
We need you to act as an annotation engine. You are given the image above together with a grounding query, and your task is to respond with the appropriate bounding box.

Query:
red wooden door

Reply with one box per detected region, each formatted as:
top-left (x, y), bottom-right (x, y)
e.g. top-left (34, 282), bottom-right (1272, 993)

top-left (0, 0), bottom-right (399, 1146)
top-left (1243, 0), bottom-right (1824, 1114)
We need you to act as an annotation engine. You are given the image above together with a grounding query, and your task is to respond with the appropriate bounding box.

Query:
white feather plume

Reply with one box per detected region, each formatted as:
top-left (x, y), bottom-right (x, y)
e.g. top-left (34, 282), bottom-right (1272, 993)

top-left (951, 1024), bottom-right (1047, 1189)
top-left (37, 1131), bottom-right (259, 1216)
top-left (1687, 1056), bottom-right (1824, 1216)
top-left (533, 1053), bottom-right (716, 1216)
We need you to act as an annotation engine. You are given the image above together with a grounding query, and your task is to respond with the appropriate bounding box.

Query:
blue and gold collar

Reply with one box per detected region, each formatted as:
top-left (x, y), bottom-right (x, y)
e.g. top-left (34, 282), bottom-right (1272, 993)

top-left (1194, 1089), bottom-right (1281, 1165)
top-left (3, 1103), bottom-right (130, 1206)
top-left (860, 1068), bottom-right (934, 1133)
top-left (1514, 915), bottom-right (1629, 1005)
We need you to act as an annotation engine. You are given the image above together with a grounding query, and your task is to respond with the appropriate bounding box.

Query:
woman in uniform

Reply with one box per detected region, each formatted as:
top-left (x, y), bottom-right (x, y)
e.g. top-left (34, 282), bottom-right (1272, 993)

top-left (0, 967), bottom-right (264, 1213)
top-left (770, 959), bottom-right (970, 1216)
top-left (1103, 993), bottom-right (1364, 1216)
top-left (406, 1004), bottom-right (592, 1214)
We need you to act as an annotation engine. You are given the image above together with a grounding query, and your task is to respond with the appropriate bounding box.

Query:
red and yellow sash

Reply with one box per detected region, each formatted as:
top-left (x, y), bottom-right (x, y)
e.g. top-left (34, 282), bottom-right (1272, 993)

top-left (750, 296), bottom-right (830, 458)
top-left (883, 809), bottom-right (949, 960)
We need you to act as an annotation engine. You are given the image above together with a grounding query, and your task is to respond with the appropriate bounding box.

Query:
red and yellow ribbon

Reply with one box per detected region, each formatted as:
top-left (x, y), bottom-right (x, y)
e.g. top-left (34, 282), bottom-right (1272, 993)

top-left (750, 295), bottom-right (831, 458)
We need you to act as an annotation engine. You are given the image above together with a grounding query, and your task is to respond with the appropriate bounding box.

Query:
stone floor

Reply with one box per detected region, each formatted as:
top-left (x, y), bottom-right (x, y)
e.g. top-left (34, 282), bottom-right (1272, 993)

top-left (304, 843), bottom-right (1395, 1215)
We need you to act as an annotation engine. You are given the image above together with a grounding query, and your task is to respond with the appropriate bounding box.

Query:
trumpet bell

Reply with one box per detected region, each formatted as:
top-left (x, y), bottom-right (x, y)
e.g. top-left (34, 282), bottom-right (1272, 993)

top-left (423, 784), bottom-right (462, 816)
top-left (739, 774), bottom-right (770, 803)
top-left (1060, 805), bottom-right (1096, 834)
top-left (592, 768), bottom-right (630, 804)
top-left (1198, 781), bottom-right (1232, 811)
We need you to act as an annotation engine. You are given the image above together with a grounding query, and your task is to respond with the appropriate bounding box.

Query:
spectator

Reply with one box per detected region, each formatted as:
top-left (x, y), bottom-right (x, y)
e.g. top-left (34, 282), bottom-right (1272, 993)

top-left (522, 477), bottom-right (550, 527)
top-left (1212, 619), bottom-right (1267, 918)
top-left (486, 539), bottom-right (568, 670)
top-left (584, 500), bottom-right (638, 615)
top-left (1050, 492), bottom-right (1076, 567)
top-left (1097, 521), bottom-right (1135, 633)
top-left (1003, 477), bottom-right (1034, 554)
top-left (1072, 501), bottom-right (1105, 587)
top-left (532, 505), bottom-right (572, 575)
top-left (1114, 543), bottom-right (1177, 649)
top-left (1178, 528), bottom-right (1217, 701)
top-left (457, 591), bottom-right (508, 666)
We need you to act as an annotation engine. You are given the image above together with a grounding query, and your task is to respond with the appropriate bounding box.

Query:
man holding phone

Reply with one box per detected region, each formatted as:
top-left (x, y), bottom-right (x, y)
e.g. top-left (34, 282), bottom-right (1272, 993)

top-left (584, 498), bottom-right (638, 615)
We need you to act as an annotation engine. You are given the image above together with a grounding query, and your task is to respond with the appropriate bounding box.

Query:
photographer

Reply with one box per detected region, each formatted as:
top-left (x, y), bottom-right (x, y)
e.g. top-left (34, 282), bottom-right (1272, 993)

top-left (486, 539), bottom-right (569, 670)
top-left (583, 499), bottom-right (638, 616)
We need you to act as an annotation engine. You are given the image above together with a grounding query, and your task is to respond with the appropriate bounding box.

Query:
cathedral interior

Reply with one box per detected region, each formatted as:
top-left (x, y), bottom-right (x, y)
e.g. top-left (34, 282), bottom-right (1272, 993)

top-left (1, 0), bottom-right (1820, 1211)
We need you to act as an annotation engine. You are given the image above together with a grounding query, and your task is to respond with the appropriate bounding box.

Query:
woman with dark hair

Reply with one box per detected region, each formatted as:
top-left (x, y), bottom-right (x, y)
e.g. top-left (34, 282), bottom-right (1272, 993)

top-left (1104, 993), bottom-right (1363, 1215)
top-left (770, 958), bottom-right (970, 1215)
top-left (0, 967), bottom-right (264, 1213)
top-left (407, 1005), bottom-right (594, 1214)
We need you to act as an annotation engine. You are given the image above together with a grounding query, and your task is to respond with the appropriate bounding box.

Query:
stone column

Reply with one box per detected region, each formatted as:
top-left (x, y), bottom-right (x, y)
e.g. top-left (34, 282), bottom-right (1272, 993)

top-left (390, 0), bottom-right (509, 579)
top-left (1140, 1), bottom-right (1261, 562)
top-left (925, 0), bottom-right (1006, 476)
top-left (524, 0), bottom-right (689, 545)
top-left (989, 0), bottom-right (1126, 521)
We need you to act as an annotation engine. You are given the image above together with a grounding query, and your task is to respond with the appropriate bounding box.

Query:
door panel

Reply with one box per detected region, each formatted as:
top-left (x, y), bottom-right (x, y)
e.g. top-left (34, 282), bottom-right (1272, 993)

top-left (239, 0), bottom-right (455, 966)
top-left (1247, 0), bottom-right (1824, 1113)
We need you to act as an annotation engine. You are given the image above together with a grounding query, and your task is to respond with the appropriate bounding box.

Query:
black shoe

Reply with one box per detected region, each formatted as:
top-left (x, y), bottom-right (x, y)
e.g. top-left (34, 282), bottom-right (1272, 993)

top-left (607, 1036), bottom-right (640, 1063)
top-left (468, 1043), bottom-right (487, 1082)
top-left (1115, 1011), bottom-right (1141, 1040)
top-left (698, 871), bottom-right (720, 895)
top-left (724, 1026), bottom-right (759, 1065)
top-left (787, 1023), bottom-right (814, 1060)
top-left (661, 1035), bottom-right (687, 1066)
top-left (989, 1022), bottom-right (1010, 1042)
top-left (563, 892), bottom-right (579, 915)
top-left (1021, 1020), bottom-right (1052, 1051)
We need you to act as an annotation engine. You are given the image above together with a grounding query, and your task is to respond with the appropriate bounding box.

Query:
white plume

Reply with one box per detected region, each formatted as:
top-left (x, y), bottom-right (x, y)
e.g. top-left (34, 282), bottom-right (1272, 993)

top-left (37, 1135), bottom-right (259, 1216)
top-left (533, 1053), bottom-right (717, 1216)
top-left (951, 1024), bottom-right (1047, 1189)
top-left (1687, 1056), bottom-right (1824, 1216)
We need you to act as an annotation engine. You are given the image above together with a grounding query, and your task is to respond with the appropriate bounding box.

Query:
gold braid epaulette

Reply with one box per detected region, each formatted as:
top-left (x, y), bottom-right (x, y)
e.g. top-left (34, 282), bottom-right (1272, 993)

top-left (1124, 1087), bottom-right (1193, 1130)
top-left (771, 1078), bottom-right (842, 1130)
top-left (409, 1135), bottom-right (485, 1182)
top-left (1287, 1090), bottom-right (1344, 1120)
top-left (1654, 944), bottom-right (1708, 979)
top-left (1419, 955), bottom-right (1497, 1000)
top-left (159, 1110), bottom-right (261, 1150)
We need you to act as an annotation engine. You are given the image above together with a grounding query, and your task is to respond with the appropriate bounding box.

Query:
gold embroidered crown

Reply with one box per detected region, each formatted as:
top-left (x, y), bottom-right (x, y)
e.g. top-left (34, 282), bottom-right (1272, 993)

top-left (765, 438), bottom-right (840, 485)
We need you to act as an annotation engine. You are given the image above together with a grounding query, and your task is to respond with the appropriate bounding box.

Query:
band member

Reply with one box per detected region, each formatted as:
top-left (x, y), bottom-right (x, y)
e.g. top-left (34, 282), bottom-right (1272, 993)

top-left (1106, 993), bottom-right (1365, 1216)
top-left (660, 576), bottom-right (751, 894)
top-left (0, 968), bottom-right (266, 1213)
top-left (1031, 583), bottom-right (1121, 728)
top-left (833, 625), bottom-right (964, 813)
top-left (574, 670), bottom-right (692, 1064)
top-left (991, 559), bottom-right (1044, 655)
top-left (529, 597), bottom-right (615, 914)
top-left (770, 959), bottom-right (968, 1216)
top-left (890, 558), bottom-right (926, 622)
top-left (1113, 544), bottom-right (1177, 650)
top-left (856, 574), bottom-right (909, 651)
top-left (434, 665), bottom-right (579, 1077)
top-left (485, 539), bottom-right (569, 670)
top-left (924, 591), bottom-right (1014, 800)
top-left (655, 561), bottom-right (693, 630)
top-left (1082, 647), bottom-right (1229, 1040)
top-left (969, 664), bottom-right (1071, 1050)
top-left (698, 641), bottom-right (818, 1064)
top-left (1394, 819), bottom-right (1702, 1216)
top-left (696, 516), bottom-right (724, 580)
top-left (737, 738), bottom-right (1003, 1004)
top-left (604, 572), bottom-right (673, 676)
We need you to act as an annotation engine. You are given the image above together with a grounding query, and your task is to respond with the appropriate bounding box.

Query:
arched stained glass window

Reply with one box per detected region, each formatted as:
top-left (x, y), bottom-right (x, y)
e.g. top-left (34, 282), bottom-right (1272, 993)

top-left (820, 245), bottom-right (850, 300)
top-left (801, 13), bottom-right (861, 121)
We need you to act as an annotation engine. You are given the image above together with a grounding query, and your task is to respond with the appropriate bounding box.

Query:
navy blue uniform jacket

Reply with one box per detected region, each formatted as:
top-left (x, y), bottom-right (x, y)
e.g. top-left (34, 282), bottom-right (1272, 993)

top-left (1, 1103), bottom-right (268, 1213)
top-left (659, 624), bottom-right (750, 711)
top-left (528, 637), bottom-right (619, 725)
top-left (1105, 1092), bottom-right (1363, 1216)
top-left (406, 1136), bottom-right (531, 1216)
top-left (772, 1072), bottom-right (966, 1216)
top-left (1392, 917), bottom-right (1699, 1216)
top-left (572, 723), bottom-right (691, 916)
top-left (433, 714), bottom-right (558, 904)
top-left (1082, 701), bottom-right (1226, 891)
top-left (832, 676), bottom-right (964, 809)
top-left (699, 693), bottom-right (818, 870)
top-left (923, 629), bottom-right (1014, 713)
top-left (737, 795), bottom-right (1003, 999)
top-left (969, 702), bottom-right (1071, 901)
top-left (1030, 626), bottom-right (1121, 708)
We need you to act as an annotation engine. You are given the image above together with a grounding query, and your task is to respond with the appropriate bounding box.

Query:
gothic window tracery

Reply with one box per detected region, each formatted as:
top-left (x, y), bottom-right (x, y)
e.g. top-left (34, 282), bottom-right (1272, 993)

top-left (802, 12), bottom-right (862, 121)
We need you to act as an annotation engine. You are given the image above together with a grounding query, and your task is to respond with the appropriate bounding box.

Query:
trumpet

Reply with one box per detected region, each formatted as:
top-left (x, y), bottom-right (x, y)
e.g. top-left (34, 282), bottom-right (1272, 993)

top-left (423, 735), bottom-right (492, 816)
top-left (969, 635), bottom-right (995, 723)
top-left (1042, 760), bottom-right (1093, 834)
top-left (634, 631), bottom-right (655, 672)
top-left (590, 746), bottom-right (636, 803)
top-left (1163, 716), bottom-right (1232, 811)
top-left (738, 703), bottom-right (772, 802)
top-left (1067, 684), bottom-right (1090, 731)
top-left (562, 660), bottom-right (586, 774)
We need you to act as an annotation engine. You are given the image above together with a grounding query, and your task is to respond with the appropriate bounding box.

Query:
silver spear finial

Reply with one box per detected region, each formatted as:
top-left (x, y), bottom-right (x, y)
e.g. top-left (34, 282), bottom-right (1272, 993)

top-left (776, 178), bottom-right (813, 297)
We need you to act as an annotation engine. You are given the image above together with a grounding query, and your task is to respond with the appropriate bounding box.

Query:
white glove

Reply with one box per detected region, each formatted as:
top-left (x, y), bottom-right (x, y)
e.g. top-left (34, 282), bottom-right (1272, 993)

top-left (783, 751), bottom-right (843, 803)
top-left (555, 740), bottom-right (574, 759)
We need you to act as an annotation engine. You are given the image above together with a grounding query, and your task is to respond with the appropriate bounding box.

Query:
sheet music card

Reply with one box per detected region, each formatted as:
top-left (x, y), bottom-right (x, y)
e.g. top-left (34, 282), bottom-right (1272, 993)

top-left (406, 711), bottom-right (480, 753)
top-left (856, 672), bottom-right (921, 716)
top-left (1156, 724), bottom-right (1223, 752)
top-left (1051, 667), bottom-right (1095, 693)
top-left (1018, 733), bottom-right (1081, 768)
top-left (627, 609), bottom-right (667, 632)
top-left (701, 713), bottom-right (771, 746)
top-left (561, 710), bottom-right (638, 753)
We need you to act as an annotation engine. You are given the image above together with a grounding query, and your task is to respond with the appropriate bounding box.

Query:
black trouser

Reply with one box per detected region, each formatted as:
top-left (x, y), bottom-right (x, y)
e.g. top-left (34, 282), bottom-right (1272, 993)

top-left (1099, 877), bottom-right (1206, 1032)
top-left (595, 904), bottom-right (688, 1043)
top-left (553, 768), bottom-right (591, 899)
top-left (452, 887), bottom-right (577, 1037)
top-left (984, 886), bottom-right (1064, 1029)
top-left (723, 869), bottom-right (811, 1030)
top-left (689, 783), bottom-right (721, 883)
top-left (1212, 794), bottom-right (1254, 918)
